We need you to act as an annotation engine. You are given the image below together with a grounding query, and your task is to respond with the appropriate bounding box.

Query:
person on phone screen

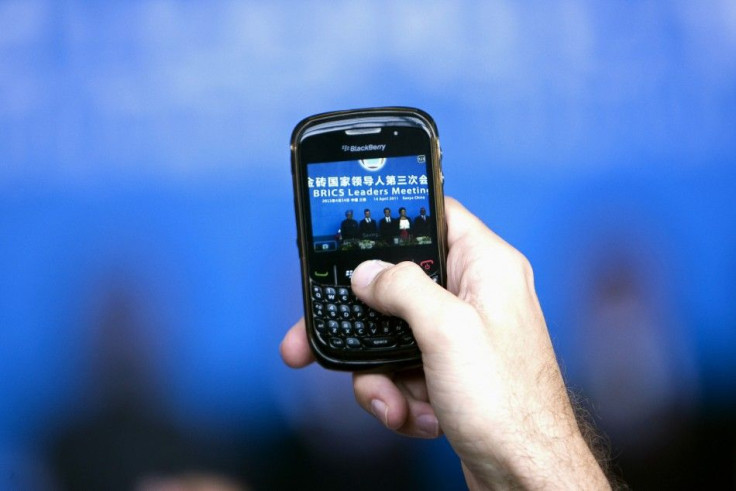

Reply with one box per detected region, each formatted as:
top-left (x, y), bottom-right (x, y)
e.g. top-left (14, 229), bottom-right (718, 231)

top-left (397, 207), bottom-right (412, 243)
top-left (413, 207), bottom-right (431, 237)
top-left (340, 210), bottom-right (359, 241)
top-left (379, 207), bottom-right (396, 242)
top-left (281, 197), bottom-right (615, 489)
top-left (359, 209), bottom-right (378, 239)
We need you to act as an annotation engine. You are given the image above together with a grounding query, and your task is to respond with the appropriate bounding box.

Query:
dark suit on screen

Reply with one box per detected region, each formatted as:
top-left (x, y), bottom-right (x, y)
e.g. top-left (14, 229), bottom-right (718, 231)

top-left (341, 218), bottom-right (359, 240)
top-left (379, 217), bottom-right (396, 240)
top-left (413, 213), bottom-right (431, 237)
top-left (360, 218), bottom-right (378, 238)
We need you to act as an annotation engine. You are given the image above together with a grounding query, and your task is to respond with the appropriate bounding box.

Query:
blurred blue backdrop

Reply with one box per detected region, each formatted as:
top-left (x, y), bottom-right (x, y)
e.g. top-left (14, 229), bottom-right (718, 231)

top-left (1, 1), bottom-right (735, 489)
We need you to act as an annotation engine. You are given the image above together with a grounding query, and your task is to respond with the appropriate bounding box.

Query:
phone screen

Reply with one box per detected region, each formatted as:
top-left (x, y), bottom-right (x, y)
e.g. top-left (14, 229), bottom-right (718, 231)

top-left (301, 141), bottom-right (441, 287)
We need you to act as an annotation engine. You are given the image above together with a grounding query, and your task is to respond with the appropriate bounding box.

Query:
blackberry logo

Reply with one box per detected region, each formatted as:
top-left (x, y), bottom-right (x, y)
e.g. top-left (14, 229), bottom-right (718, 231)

top-left (341, 144), bottom-right (387, 153)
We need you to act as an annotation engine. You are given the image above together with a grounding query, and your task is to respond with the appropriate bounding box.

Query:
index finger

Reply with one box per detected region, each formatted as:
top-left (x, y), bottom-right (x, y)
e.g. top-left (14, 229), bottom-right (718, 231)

top-left (279, 317), bottom-right (316, 368)
top-left (444, 196), bottom-right (510, 252)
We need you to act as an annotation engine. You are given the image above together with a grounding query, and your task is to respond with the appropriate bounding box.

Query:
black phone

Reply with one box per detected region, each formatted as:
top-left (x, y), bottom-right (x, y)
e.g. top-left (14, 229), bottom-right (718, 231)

top-left (291, 107), bottom-right (447, 370)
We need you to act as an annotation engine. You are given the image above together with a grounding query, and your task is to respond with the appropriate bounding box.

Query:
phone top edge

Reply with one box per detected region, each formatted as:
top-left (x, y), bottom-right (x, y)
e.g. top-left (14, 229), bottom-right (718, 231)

top-left (291, 107), bottom-right (438, 148)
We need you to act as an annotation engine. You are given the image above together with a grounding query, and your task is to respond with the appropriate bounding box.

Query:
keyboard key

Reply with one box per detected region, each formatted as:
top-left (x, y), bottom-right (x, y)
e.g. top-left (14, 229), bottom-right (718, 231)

top-left (399, 334), bottom-right (416, 347)
top-left (328, 320), bottom-right (340, 336)
top-left (380, 319), bottom-right (392, 335)
top-left (351, 304), bottom-right (364, 319)
top-left (354, 321), bottom-right (366, 336)
top-left (312, 285), bottom-right (324, 300)
top-left (340, 321), bottom-right (353, 335)
top-left (310, 280), bottom-right (418, 354)
top-left (362, 337), bottom-right (397, 349)
top-left (325, 287), bottom-right (337, 302)
top-left (330, 337), bottom-right (346, 348)
top-left (325, 303), bottom-right (338, 319)
top-left (368, 321), bottom-right (378, 335)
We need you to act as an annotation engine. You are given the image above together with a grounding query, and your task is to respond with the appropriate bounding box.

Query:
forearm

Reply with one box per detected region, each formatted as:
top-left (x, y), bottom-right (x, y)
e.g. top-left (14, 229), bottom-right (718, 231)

top-left (461, 430), bottom-right (610, 490)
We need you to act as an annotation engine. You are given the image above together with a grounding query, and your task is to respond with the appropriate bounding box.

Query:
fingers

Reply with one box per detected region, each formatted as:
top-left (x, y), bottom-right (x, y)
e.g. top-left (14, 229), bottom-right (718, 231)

top-left (352, 372), bottom-right (407, 430)
top-left (349, 196), bottom-right (500, 350)
top-left (444, 196), bottom-right (507, 251)
top-left (281, 319), bottom-right (440, 438)
top-left (350, 260), bottom-right (478, 353)
top-left (279, 318), bottom-right (316, 368)
top-left (353, 370), bottom-right (441, 439)
top-left (443, 196), bottom-right (537, 313)
top-left (444, 196), bottom-right (528, 275)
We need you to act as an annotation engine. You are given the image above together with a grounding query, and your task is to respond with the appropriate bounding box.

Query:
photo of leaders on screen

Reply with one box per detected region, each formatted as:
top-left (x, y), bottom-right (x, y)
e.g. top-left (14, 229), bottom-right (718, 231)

top-left (308, 155), bottom-right (434, 252)
top-left (333, 205), bottom-right (433, 250)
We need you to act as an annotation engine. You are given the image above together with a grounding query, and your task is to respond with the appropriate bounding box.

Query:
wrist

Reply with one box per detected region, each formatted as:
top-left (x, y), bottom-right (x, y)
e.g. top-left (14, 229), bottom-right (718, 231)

top-left (460, 418), bottom-right (610, 490)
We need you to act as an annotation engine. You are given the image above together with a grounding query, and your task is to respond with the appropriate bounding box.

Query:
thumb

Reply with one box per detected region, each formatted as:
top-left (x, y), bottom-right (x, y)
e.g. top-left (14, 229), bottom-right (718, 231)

top-left (351, 260), bottom-right (475, 354)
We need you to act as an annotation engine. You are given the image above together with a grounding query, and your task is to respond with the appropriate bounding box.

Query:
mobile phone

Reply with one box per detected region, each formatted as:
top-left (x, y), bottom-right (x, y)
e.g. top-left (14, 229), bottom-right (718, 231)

top-left (291, 107), bottom-right (447, 371)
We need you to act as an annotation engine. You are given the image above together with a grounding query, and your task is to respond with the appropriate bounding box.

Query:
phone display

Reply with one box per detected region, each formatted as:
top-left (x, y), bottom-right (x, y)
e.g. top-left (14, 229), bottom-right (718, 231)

top-left (291, 107), bottom-right (447, 370)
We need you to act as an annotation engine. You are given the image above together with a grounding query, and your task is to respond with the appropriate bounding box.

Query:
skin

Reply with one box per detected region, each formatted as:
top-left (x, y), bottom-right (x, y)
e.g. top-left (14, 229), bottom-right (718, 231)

top-left (281, 197), bottom-right (609, 490)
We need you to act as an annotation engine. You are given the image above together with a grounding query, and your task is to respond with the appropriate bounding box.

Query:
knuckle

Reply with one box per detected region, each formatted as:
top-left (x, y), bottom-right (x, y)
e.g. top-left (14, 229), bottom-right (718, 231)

top-left (373, 261), bottom-right (421, 296)
top-left (501, 248), bottom-right (534, 286)
top-left (516, 251), bottom-right (534, 282)
top-left (393, 260), bottom-right (424, 279)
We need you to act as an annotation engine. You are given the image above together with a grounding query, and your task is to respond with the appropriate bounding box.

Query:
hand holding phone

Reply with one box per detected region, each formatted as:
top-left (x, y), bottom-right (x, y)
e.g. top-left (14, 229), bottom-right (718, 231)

top-left (282, 197), bottom-right (612, 488)
top-left (291, 107), bottom-right (447, 370)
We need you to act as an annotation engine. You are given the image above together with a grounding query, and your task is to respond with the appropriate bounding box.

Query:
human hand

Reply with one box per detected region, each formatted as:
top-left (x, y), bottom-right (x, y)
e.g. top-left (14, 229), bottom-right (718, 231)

top-left (281, 197), bottom-right (609, 489)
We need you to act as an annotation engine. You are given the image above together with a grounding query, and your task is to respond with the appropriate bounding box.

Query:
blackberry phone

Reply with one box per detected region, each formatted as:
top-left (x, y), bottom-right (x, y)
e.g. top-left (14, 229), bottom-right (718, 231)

top-left (291, 107), bottom-right (447, 370)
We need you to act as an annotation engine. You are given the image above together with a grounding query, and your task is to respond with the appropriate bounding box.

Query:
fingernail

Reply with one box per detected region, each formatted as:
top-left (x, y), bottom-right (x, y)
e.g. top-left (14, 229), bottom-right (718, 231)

top-left (352, 260), bottom-right (391, 289)
top-left (370, 399), bottom-right (389, 427)
top-left (416, 414), bottom-right (439, 438)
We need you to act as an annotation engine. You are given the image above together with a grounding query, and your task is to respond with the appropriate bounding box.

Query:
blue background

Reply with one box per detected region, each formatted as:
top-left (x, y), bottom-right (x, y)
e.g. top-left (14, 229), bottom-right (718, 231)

top-left (1, 1), bottom-right (735, 488)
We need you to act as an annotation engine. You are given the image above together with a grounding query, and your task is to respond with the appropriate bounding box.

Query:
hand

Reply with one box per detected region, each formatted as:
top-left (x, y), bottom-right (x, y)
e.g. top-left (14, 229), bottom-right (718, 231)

top-left (281, 197), bottom-right (609, 489)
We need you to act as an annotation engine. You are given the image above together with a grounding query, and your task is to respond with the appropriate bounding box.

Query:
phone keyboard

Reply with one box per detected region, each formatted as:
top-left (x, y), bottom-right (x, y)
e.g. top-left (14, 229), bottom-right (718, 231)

top-left (310, 282), bottom-right (417, 351)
